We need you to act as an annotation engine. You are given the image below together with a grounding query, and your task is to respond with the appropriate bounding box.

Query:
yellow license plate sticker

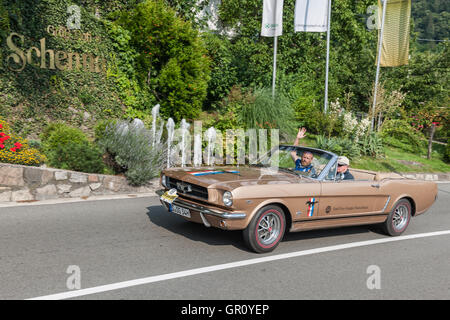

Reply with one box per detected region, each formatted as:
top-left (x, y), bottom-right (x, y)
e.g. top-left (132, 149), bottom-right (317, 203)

top-left (161, 188), bottom-right (178, 204)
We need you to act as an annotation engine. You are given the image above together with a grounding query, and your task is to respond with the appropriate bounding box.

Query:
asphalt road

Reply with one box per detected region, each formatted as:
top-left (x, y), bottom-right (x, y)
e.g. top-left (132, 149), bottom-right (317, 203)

top-left (1, 184), bottom-right (449, 300)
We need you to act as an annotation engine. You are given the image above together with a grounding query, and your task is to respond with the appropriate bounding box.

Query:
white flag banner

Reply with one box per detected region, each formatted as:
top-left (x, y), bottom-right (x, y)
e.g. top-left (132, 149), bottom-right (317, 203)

top-left (294, 0), bottom-right (329, 32)
top-left (261, 0), bottom-right (284, 37)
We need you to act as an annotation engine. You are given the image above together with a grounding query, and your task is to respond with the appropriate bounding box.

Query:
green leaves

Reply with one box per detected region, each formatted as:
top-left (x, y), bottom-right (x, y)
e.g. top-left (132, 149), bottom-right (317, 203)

top-left (114, 0), bottom-right (210, 121)
top-left (98, 121), bottom-right (166, 186)
top-left (41, 123), bottom-right (105, 173)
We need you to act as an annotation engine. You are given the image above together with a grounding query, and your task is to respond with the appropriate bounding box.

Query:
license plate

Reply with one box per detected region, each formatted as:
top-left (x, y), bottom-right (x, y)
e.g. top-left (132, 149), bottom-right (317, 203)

top-left (161, 188), bottom-right (178, 204)
top-left (171, 204), bottom-right (191, 218)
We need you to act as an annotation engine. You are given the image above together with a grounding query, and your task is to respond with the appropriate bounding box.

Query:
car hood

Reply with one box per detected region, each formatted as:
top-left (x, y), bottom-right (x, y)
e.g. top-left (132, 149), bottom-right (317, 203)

top-left (163, 166), bottom-right (315, 190)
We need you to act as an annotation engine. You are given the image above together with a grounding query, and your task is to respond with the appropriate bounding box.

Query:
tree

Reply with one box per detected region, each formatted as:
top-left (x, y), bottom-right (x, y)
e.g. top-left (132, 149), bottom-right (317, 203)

top-left (217, 0), bottom-right (378, 113)
top-left (383, 42), bottom-right (449, 112)
top-left (115, 0), bottom-right (211, 121)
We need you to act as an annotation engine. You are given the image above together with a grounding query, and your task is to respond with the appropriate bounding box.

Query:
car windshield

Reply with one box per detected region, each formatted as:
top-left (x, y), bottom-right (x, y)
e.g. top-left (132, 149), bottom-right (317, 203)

top-left (257, 145), bottom-right (334, 179)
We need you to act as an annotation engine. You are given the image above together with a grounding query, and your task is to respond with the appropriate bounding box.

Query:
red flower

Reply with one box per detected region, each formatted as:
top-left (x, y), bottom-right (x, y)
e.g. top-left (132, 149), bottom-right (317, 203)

top-left (0, 124), bottom-right (2, 129)
top-left (0, 144), bottom-right (4, 149)
top-left (10, 147), bottom-right (16, 152)
top-left (14, 142), bottom-right (22, 149)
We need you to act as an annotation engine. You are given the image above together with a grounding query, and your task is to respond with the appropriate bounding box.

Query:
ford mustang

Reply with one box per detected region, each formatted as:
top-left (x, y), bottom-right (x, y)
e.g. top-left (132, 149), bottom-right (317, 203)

top-left (157, 145), bottom-right (438, 253)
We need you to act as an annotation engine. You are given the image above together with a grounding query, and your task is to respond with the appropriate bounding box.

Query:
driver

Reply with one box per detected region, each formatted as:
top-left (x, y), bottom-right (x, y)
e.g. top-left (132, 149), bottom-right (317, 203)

top-left (290, 128), bottom-right (316, 176)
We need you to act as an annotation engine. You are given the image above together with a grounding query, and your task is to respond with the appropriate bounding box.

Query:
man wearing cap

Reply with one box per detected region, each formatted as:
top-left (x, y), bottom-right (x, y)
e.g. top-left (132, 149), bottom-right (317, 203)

top-left (336, 156), bottom-right (354, 180)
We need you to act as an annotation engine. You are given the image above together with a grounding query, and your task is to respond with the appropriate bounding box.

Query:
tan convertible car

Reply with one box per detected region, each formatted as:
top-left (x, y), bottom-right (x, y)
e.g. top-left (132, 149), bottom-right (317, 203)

top-left (157, 145), bottom-right (438, 253)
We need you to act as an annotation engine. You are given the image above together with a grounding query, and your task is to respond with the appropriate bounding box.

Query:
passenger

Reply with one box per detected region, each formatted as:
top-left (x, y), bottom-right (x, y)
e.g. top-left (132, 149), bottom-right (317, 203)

top-left (290, 128), bottom-right (316, 176)
top-left (336, 156), bottom-right (355, 180)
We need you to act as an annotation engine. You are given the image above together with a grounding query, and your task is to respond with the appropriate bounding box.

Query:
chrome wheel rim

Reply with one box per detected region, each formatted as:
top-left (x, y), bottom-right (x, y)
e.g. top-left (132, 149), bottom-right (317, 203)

top-left (393, 204), bottom-right (409, 231)
top-left (257, 212), bottom-right (281, 246)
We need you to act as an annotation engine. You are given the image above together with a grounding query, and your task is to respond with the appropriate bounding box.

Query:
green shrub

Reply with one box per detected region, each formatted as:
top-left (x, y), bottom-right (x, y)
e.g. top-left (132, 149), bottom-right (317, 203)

top-left (41, 123), bottom-right (104, 173)
top-left (291, 81), bottom-right (324, 135)
top-left (203, 33), bottom-right (238, 110)
top-left (316, 131), bottom-right (384, 159)
top-left (98, 121), bottom-right (166, 186)
top-left (315, 135), bottom-right (361, 159)
top-left (94, 119), bottom-right (118, 142)
top-left (380, 119), bottom-right (425, 153)
top-left (47, 141), bottom-right (105, 174)
top-left (237, 88), bottom-right (296, 137)
top-left (41, 123), bottom-right (89, 152)
top-left (358, 132), bottom-right (384, 158)
top-left (293, 101), bottom-right (344, 138)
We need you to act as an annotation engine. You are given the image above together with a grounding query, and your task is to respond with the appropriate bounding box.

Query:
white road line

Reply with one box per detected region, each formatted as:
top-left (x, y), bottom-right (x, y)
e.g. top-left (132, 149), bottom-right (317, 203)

top-left (27, 230), bottom-right (450, 300)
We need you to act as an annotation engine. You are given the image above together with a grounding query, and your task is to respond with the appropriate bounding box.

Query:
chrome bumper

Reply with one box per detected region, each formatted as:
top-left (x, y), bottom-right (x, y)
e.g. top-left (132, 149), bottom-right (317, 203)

top-left (156, 189), bottom-right (246, 221)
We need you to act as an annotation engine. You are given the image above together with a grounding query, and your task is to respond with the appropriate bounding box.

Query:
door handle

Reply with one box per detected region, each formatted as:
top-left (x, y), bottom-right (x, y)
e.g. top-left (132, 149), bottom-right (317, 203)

top-left (371, 184), bottom-right (380, 189)
top-left (306, 200), bottom-right (319, 205)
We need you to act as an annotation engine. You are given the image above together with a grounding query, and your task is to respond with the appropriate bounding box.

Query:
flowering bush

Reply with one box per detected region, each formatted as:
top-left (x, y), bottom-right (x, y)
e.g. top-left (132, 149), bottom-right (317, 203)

top-left (410, 105), bottom-right (444, 133)
top-left (342, 112), bottom-right (358, 137)
top-left (0, 117), bottom-right (46, 166)
top-left (320, 99), bottom-right (383, 159)
top-left (329, 99), bottom-right (371, 142)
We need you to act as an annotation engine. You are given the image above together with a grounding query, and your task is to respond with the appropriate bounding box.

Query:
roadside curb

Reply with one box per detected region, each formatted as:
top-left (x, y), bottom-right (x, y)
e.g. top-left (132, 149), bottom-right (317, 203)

top-left (0, 192), bottom-right (159, 208)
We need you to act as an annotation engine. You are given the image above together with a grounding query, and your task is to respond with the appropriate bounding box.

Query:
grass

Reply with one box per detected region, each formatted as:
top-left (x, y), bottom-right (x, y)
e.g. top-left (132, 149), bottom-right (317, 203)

top-left (352, 145), bottom-right (450, 173)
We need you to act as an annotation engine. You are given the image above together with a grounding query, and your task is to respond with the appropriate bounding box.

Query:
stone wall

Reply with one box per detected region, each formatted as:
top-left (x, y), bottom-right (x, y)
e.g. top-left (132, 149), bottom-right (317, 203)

top-left (0, 163), bottom-right (159, 203)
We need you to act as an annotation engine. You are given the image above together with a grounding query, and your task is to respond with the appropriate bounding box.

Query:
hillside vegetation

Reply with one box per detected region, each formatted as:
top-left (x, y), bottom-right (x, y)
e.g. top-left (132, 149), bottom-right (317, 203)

top-left (0, 0), bottom-right (448, 171)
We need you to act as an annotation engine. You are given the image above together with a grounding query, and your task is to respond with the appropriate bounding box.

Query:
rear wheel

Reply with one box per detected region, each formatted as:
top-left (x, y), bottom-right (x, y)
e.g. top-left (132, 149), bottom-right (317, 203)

top-left (383, 199), bottom-right (412, 236)
top-left (243, 205), bottom-right (286, 253)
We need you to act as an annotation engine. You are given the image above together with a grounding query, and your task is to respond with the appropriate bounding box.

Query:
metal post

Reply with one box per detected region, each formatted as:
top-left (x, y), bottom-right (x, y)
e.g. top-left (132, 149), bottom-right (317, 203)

top-left (371, 0), bottom-right (387, 131)
top-left (272, 36), bottom-right (278, 98)
top-left (324, 0), bottom-right (332, 113)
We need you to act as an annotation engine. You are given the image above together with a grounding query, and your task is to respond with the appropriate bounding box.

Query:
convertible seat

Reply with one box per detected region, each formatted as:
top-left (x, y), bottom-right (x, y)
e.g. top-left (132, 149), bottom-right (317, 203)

top-left (348, 168), bottom-right (377, 181)
top-left (349, 169), bottom-right (404, 181)
top-left (374, 172), bottom-right (404, 181)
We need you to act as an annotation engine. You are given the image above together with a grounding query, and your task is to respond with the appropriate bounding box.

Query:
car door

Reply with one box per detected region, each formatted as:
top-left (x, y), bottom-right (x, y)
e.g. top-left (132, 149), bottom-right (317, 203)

top-left (318, 165), bottom-right (389, 218)
top-left (285, 179), bottom-right (322, 221)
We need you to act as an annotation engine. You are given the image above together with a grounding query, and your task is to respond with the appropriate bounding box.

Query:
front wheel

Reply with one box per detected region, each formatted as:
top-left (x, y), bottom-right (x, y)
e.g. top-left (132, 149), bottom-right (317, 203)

top-left (243, 205), bottom-right (286, 253)
top-left (382, 199), bottom-right (412, 236)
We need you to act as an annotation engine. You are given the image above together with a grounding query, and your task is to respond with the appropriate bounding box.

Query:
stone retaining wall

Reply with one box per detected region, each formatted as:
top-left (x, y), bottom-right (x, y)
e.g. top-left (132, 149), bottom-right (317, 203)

top-left (401, 172), bottom-right (450, 181)
top-left (0, 163), bottom-right (160, 203)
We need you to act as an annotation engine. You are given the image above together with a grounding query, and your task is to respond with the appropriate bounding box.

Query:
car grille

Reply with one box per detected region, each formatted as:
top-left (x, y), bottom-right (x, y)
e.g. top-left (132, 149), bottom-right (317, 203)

top-left (166, 177), bottom-right (208, 201)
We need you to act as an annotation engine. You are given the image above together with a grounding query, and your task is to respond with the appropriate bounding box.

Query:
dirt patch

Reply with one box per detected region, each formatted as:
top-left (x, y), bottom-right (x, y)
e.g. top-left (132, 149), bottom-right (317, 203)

top-left (396, 160), bottom-right (424, 167)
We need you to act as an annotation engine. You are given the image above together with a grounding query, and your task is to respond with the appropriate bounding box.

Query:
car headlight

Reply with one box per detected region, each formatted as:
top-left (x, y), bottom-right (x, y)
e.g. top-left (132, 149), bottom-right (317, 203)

top-left (161, 174), bottom-right (167, 188)
top-left (223, 191), bottom-right (233, 207)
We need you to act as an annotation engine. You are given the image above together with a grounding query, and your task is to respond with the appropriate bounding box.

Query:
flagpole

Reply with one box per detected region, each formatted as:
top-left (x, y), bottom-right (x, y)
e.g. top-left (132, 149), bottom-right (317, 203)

top-left (371, 0), bottom-right (387, 131)
top-left (272, 35), bottom-right (278, 98)
top-left (324, 0), bottom-right (332, 113)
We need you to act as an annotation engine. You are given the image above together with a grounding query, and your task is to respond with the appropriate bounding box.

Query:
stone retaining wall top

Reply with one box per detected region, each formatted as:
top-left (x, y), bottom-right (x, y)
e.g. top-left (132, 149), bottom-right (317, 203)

top-left (0, 163), bottom-right (160, 203)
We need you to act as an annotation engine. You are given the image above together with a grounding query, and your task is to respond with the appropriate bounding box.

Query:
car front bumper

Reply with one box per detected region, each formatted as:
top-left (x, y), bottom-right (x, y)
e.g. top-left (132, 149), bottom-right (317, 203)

top-left (156, 189), bottom-right (247, 229)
